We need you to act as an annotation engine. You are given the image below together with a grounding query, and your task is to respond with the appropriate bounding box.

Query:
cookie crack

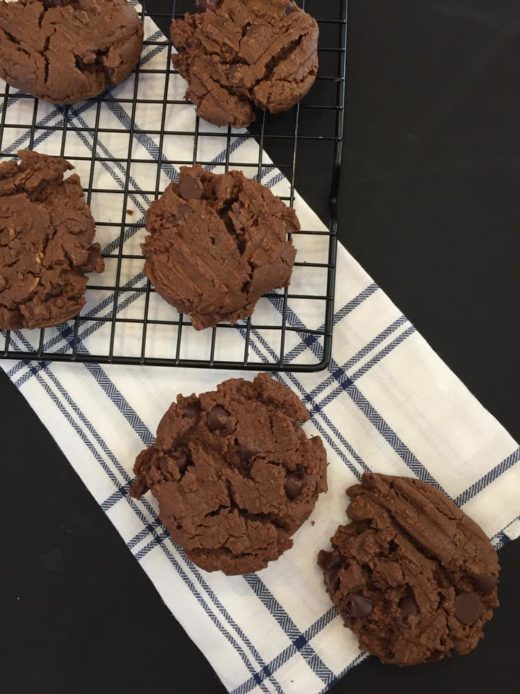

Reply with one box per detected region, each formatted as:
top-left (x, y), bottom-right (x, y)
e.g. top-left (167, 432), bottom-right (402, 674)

top-left (0, 27), bottom-right (31, 60)
top-left (0, 222), bottom-right (68, 312)
top-left (215, 189), bottom-right (249, 257)
top-left (240, 256), bottom-right (255, 294)
top-left (250, 33), bottom-right (305, 89)
top-left (37, 7), bottom-right (46, 30)
top-left (221, 477), bottom-right (289, 530)
top-left (0, 153), bottom-right (102, 330)
top-left (42, 31), bottom-right (55, 84)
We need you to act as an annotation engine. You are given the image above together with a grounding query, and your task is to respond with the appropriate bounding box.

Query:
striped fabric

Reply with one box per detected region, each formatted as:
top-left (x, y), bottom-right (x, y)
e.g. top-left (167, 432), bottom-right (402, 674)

top-left (1, 8), bottom-right (519, 694)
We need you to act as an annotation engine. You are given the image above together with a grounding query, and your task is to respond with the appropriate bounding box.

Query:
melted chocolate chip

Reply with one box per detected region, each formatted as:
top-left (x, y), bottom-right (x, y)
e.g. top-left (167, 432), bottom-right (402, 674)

top-left (324, 556), bottom-right (343, 594)
top-left (174, 450), bottom-right (190, 475)
top-left (470, 574), bottom-right (497, 594)
top-left (398, 595), bottom-right (418, 623)
top-left (454, 592), bottom-right (484, 625)
top-left (237, 442), bottom-right (259, 464)
top-left (207, 405), bottom-right (235, 435)
top-left (179, 174), bottom-right (203, 200)
top-left (284, 474), bottom-right (305, 500)
top-left (159, 450), bottom-right (190, 479)
top-left (196, 0), bottom-right (220, 10)
top-left (345, 593), bottom-right (373, 619)
top-left (180, 401), bottom-right (201, 418)
top-left (44, 0), bottom-right (71, 8)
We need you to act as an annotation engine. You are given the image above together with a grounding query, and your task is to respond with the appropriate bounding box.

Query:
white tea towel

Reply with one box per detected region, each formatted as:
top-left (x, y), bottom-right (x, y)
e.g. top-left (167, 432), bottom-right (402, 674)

top-left (1, 8), bottom-right (519, 694)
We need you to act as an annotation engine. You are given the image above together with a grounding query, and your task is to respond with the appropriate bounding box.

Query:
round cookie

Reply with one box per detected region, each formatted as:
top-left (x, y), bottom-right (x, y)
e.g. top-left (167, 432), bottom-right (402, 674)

top-left (0, 0), bottom-right (143, 104)
top-left (171, 0), bottom-right (319, 128)
top-left (130, 373), bottom-right (327, 575)
top-left (143, 165), bottom-right (299, 330)
top-left (0, 150), bottom-right (104, 330)
top-left (318, 473), bottom-right (500, 665)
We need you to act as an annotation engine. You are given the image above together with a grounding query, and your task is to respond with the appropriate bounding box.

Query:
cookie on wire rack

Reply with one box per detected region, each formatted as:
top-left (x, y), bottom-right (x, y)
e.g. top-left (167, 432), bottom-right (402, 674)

top-left (0, 150), bottom-right (104, 330)
top-left (171, 0), bottom-right (319, 128)
top-left (0, 0), bottom-right (143, 104)
top-left (143, 164), bottom-right (300, 330)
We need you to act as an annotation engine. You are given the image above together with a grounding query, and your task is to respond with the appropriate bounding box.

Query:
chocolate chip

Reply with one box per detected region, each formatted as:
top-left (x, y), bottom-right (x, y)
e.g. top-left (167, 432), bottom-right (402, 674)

top-left (196, 0), bottom-right (219, 10)
top-left (174, 450), bottom-right (190, 475)
top-left (284, 474), bottom-right (305, 500)
top-left (160, 450), bottom-right (190, 479)
top-left (345, 593), bottom-right (373, 619)
top-left (45, 0), bottom-right (73, 8)
top-left (324, 556), bottom-right (343, 594)
top-left (207, 405), bottom-right (235, 435)
top-left (454, 592), bottom-right (484, 625)
top-left (180, 401), bottom-right (201, 418)
top-left (237, 442), bottom-right (258, 464)
top-left (470, 574), bottom-right (497, 594)
top-left (285, 4), bottom-right (296, 15)
top-left (398, 595), bottom-right (418, 623)
top-left (179, 174), bottom-right (203, 200)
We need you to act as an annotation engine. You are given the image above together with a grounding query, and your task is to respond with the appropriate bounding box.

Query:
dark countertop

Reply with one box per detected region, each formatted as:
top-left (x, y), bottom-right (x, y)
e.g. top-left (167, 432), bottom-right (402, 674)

top-left (1, 1), bottom-right (519, 692)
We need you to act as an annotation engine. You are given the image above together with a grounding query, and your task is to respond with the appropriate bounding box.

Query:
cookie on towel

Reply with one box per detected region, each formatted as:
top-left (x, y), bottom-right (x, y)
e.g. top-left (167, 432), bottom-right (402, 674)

top-left (318, 473), bottom-right (500, 665)
top-left (130, 373), bottom-right (327, 575)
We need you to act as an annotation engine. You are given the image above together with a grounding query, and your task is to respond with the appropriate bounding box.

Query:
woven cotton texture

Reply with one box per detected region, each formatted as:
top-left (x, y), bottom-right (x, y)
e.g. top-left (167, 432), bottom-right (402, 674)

top-left (1, 7), bottom-right (519, 694)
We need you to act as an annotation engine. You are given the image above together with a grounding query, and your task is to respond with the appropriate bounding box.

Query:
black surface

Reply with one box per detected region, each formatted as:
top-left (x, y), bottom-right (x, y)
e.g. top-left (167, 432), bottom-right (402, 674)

top-left (1, 1), bottom-right (519, 693)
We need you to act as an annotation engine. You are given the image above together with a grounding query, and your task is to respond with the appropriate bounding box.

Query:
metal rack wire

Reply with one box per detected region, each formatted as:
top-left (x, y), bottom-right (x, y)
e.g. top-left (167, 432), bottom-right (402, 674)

top-left (0, 0), bottom-right (347, 371)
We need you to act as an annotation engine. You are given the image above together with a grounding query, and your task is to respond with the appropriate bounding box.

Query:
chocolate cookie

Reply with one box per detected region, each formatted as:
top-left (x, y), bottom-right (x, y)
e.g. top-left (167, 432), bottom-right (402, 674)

top-left (171, 0), bottom-right (319, 127)
top-left (318, 473), bottom-right (500, 665)
top-left (143, 165), bottom-right (299, 330)
top-left (130, 374), bottom-right (327, 575)
top-left (0, 150), bottom-right (104, 330)
top-left (0, 0), bottom-right (143, 104)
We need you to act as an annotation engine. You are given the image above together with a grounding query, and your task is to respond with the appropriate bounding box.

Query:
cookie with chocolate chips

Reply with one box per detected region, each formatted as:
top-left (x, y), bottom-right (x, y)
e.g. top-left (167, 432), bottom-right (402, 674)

top-left (0, 150), bottom-right (104, 330)
top-left (318, 473), bottom-right (500, 665)
top-left (0, 0), bottom-right (143, 104)
top-left (143, 164), bottom-right (299, 330)
top-left (130, 373), bottom-right (327, 575)
top-left (171, 0), bottom-right (319, 127)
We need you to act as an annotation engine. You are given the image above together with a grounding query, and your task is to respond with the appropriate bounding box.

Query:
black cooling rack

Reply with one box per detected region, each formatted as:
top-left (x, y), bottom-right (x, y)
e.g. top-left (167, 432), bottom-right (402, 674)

top-left (0, 0), bottom-right (347, 372)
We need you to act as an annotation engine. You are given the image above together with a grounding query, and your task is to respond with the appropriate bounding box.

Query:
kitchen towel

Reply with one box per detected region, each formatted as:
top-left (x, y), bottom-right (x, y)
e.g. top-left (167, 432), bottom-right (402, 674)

top-left (1, 6), bottom-right (519, 694)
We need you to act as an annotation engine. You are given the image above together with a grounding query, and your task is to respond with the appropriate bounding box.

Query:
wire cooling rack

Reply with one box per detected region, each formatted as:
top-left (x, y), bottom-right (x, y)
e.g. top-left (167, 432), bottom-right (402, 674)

top-left (0, 0), bottom-right (347, 371)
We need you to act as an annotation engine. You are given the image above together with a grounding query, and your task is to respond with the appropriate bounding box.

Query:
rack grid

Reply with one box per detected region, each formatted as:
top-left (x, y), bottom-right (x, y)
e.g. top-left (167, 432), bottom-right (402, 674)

top-left (0, 0), bottom-right (347, 371)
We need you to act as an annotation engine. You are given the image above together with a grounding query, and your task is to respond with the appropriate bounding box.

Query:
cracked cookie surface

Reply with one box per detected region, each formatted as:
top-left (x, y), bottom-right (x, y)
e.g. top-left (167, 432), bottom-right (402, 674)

top-left (130, 373), bottom-right (327, 575)
top-left (0, 149), bottom-right (104, 330)
top-left (0, 0), bottom-right (143, 104)
top-left (171, 0), bottom-right (319, 128)
top-left (318, 473), bottom-right (500, 665)
top-left (143, 165), bottom-right (299, 330)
